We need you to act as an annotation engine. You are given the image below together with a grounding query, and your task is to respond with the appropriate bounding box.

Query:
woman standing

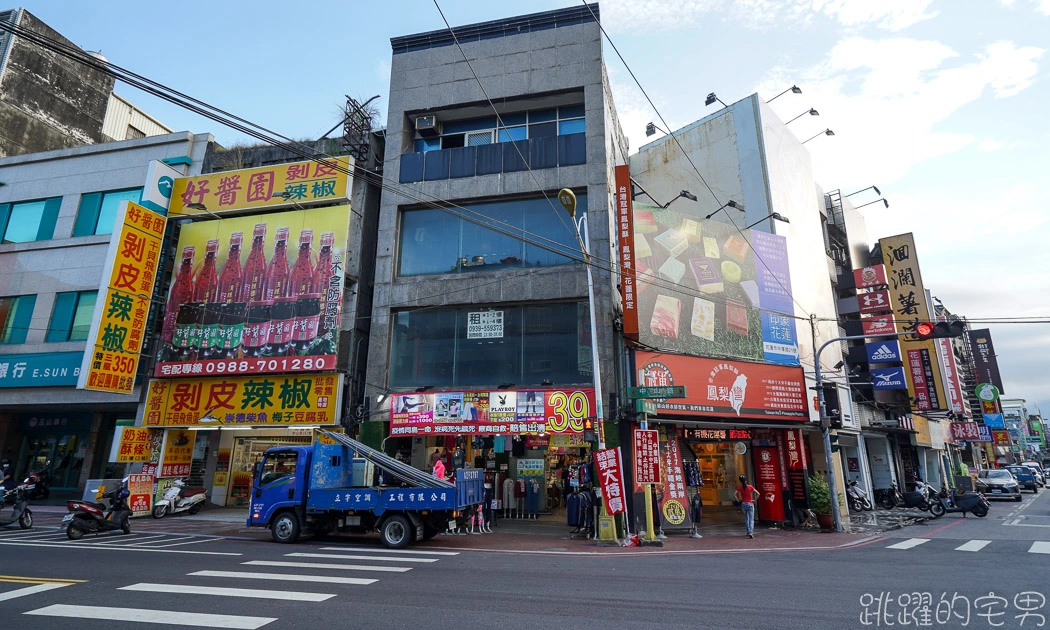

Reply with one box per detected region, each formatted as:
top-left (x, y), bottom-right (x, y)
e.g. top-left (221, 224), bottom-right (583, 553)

top-left (734, 474), bottom-right (758, 538)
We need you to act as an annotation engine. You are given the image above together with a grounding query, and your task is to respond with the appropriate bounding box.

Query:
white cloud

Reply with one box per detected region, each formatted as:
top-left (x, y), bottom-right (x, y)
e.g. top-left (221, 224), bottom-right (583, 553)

top-left (976, 138), bottom-right (1020, 151)
top-left (809, 0), bottom-right (937, 30)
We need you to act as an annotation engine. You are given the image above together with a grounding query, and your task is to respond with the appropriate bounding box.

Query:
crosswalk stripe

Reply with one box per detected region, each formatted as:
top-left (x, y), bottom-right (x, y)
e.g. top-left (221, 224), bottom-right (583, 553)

top-left (318, 546), bottom-right (459, 556)
top-left (243, 560), bottom-right (410, 573)
top-left (886, 538), bottom-right (930, 550)
top-left (119, 583), bottom-right (335, 602)
top-left (23, 604), bottom-right (275, 629)
top-left (286, 552), bottom-right (436, 563)
top-left (190, 570), bottom-right (377, 586)
top-left (0, 583), bottom-right (70, 602)
top-left (955, 540), bottom-right (991, 552)
top-left (1030, 542), bottom-right (1050, 554)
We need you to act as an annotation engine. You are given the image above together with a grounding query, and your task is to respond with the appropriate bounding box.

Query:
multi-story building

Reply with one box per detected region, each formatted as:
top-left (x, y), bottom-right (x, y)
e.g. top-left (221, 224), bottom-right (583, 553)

top-left (0, 131), bottom-right (211, 494)
top-left (364, 4), bottom-right (626, 515)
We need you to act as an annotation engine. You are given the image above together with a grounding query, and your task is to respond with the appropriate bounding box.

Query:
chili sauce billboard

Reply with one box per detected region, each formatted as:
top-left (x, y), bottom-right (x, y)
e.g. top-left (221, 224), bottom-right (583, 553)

top-left (628, 203), bottom-right (799, 365)
top-left (155, 206), bottom-right (351, 378)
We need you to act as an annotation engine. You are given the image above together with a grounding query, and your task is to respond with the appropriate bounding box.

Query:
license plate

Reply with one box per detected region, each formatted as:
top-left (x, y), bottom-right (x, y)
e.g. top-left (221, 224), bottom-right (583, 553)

top-left (61, 514), bottom-right (73, 523)
top-left (992, 489), bottom-right (1002, 493)
top-left (448, 519), bottom-right (457, 531)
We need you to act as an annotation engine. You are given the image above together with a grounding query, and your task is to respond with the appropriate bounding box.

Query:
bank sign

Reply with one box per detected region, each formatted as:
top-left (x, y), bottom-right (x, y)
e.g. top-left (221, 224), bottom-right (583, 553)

top-left (871, 367), bottom-right (909, 390)
top-left (0, 352), bottom-right (83, 388)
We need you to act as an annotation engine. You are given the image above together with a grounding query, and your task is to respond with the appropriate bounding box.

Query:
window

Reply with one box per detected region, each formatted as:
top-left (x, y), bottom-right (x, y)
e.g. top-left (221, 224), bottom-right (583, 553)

top-left (389, 302), bottom-right (591, 388)
top-left (125, 125), bottom-right (146, 140)
top-left (72, 188), bottom-right (143, 237)
top-left (46, 291), bottom-right (98, 342)
top-left (0, 295), bottom-right (37, 345)
top-left (398, 194), bottom-right (586, 276)
top-left (259, 451), bottom-right (298, 485)
top-left (413, 105), bottom-right (586, 152)
top-left (0, 198), bottom-right (62, 244)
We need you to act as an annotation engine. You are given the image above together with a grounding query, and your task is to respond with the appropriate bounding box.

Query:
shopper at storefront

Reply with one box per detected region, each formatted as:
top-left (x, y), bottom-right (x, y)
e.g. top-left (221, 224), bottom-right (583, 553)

top-left (734, 474), bottom-right (758, 538)
top-left (433, 458), bottom-right (446, 481)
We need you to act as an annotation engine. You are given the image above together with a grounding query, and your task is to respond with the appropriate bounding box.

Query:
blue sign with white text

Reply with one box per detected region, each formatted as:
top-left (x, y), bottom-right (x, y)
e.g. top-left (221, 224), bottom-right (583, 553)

top-left (0, 352), bottom-right (84, 388)
top-left (982, 413), bottom-right (1005, 428)
top-left (866, 340), bottom-right (902, 364)
top-left (761, 311), bottom-right (800, 366)
top-left (871, 367), bottom-right (909, 390)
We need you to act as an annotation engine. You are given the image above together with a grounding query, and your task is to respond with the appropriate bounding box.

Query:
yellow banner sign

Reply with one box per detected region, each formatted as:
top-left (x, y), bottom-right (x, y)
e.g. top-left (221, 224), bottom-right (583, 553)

top-left (80, 202), bottom-right (167, 394)
top-left (159, 429), bottom-right (196, 477)
top-left (115, 427), bottom-right (161, 463)
top-left (169, 157), bottom-right (351, 216)
top-left (878, 233), bottom-right (948, 412)
top-left (144, 373), bottom-right (341, 427)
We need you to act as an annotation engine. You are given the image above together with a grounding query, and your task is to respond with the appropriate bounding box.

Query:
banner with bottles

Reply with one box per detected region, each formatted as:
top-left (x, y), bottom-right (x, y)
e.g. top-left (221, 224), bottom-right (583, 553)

top-left (154, 206), bottom-right (351, 378)
top-left (388, 388), bottom-right (596, 436)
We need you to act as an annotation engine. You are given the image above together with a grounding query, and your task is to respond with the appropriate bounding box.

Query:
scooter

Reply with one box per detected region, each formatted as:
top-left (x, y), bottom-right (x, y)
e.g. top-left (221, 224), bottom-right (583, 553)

top-left (846, 480), bottom-right (873, 512)
top-left (63, 478), bottom-right (131, 539)
top-left (928, 487), bottom-right (990, 519)
top-left (22, 469), bottom-right (50, 500)
top-left (0, 484), bottom-right (33, 529)
top-left (152, 478), bottom-right (206, 518)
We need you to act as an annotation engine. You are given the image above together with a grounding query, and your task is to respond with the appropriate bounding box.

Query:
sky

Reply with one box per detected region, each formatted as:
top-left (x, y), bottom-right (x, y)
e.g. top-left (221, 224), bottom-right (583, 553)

top-left (25, 0), bottom-right (1050, 415)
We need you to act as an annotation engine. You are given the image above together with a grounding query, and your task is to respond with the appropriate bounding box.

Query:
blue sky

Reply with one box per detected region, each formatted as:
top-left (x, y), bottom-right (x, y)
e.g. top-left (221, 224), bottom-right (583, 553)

top-left (27, 1), bottom-right (1050, 414)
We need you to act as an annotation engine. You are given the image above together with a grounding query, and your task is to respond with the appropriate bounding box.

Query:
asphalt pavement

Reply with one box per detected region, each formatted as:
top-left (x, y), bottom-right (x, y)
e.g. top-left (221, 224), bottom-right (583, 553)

top-left (0, 489), bottom-right (1046, 629)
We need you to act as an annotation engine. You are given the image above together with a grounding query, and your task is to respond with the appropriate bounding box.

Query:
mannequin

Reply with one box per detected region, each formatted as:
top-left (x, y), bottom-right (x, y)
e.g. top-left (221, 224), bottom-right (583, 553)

top-left (502, 476), bottom-right (515, 519)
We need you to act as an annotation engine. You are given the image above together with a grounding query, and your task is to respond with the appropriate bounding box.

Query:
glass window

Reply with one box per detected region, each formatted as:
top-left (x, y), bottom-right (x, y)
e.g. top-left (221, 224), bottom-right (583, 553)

top-left (259, 451), bottom-right (298, 485)
top-left (497, 126), bottom-right (527, 142)
top-left (0, 295), bottom-right (36, 345)
top-left (94, 189), bottom-right (142, 235)
top-left (559, 104), bottom-right (585, 119)
top-left (397, 194), bottom-right (586, 277)
top-left (390, 309), bottom-right (456, 387)
top-left (528, 122), bottom-right (557, 138)
top-left (529, 108), bottom-right (557, 123)
top-left (69, 291), bottom-right (98, 341)
top-left (559, 119), bottom-right (586, 135)
top-left (413, 138), bottom-right (441, 153)
top-left (3, 201), bottom-right (47, 243)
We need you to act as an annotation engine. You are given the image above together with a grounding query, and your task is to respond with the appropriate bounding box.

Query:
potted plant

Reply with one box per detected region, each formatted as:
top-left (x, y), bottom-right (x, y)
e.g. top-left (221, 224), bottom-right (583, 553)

top-left (807, 474), bottom-right (835, 530)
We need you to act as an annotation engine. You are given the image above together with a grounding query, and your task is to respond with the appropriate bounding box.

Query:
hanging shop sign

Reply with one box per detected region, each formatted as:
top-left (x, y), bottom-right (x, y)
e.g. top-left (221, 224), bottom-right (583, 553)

top-left (871, 367), bottom-right (909, 390)
top-left (143, 373), bottom-right (341, 427)
top-left (628, 191), bottom-right (800, 366)
top-left (154, 206), bottom-right (351, 378)
top-left (853, 265), bottom-right (887, 289)
top-left (968, 330), bottom-right (1005, 394)
top-left (635, 352), bottom-right (807, 420)
top-left (0, 351), bottom-right (83, 388)
top-left (516, 459), bottom-right (544, 478)
top-left (158, 429), bottom-right (196, 477)
top-left (861, 315), bottom-right (896, 337)
top-left (992, 431), bottom-right (1011, 446)
top-left (857, 290), bottom-right (892, 315)
top-left (466, 310), bottom-right (503, 339)
top-left (388, 388), bottom-right (596, 436)
top-left (77, 201), bottom-right (167, 394)
top-left (168, 156), bottom-right (351, 216)
top-left (127, 473), bottom-right (155, 517)
top-left (784, 428), bottom-right (808, 505)
top-left (866, 340), bottom-right (902, 363)
top-left (114, 427), bottom-right (161, 463)
top-left (753, 445), bottom-right (786, 521)
top-left (949, 422), bottom-right (982, 442)
top-left (905, 349), bottom-right (941, 409)
top-left (633, 429), bottom-right (661, 484)
top-left (912, 416), bottom-right (933, 447)
top-left (141, 159), bottom-right (182, 215)
top-left (657, 426), bottom-right (689, 529)
top-left (681, 428), bottom-right (753, 441)
top-left (593, 447), bottom-right (627, 516)
top-left (615, 165), bottom-right (639, 338)
top-left (935, 336), bottom-right (966, 415)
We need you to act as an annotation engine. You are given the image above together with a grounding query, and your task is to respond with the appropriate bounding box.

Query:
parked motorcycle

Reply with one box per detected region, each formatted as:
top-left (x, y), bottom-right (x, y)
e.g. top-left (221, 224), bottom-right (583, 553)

top-left (0, 484), bottom-right (33, 529)
top-left (846, 480), bottom-right (873, 512)
top-left (62, 478), bottom-right (131, 539)
top-left (152, 478), bottom-right (206, 518)
top-left (22, 469), bottom-right (51, 500)
top-left (929, 487), bottom-right (990, 518)
top-left (874, 481), bottom-right (936, 511)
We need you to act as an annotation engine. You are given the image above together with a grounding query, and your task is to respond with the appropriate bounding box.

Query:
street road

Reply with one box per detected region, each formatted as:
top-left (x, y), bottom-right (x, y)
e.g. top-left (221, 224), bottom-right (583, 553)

top-left (1, 490), bottom-right (1047, 630)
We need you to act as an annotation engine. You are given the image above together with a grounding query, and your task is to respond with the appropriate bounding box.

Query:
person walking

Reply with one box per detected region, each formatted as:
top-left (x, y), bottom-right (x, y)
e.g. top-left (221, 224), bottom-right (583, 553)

top-left (734, 474), bottom-right (758, 538)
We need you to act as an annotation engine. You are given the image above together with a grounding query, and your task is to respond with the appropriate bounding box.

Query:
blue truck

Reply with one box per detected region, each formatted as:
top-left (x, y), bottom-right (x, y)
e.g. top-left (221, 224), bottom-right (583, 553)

top-left (247, 430), bottom-right (484, 548)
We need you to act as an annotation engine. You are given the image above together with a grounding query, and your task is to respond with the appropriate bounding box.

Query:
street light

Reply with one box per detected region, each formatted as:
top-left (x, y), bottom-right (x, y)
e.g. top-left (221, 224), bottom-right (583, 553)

top-left (557, 189), bottom-right (604, 450)
top-left (744, 212), bottom-right (790, 230)
top-left (704, 199), bottom-right (745, 220)
top-left (855, 198), bottom-right (889, 210)
top-left (846, 185), bottom-right (881, 197)
top-left (803, 129), bottom-right (835, 144)
top-left (768, 84), bottom-right (802, 102)
top-left (785, 108), bottom-right (819, 124)
top-left (645, 122), bottom-right (668, 137)
top-left (705, 92), bottom-right (727, 108)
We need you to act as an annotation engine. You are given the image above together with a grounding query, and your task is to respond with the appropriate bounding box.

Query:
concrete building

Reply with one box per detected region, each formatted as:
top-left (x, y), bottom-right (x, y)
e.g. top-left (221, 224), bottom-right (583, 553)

top-left (364, 4), bottom-right (627, 497)
top-left (0, 131), bottom-right (211, 493)
top-left (102, 93), bottom-right (174, 142)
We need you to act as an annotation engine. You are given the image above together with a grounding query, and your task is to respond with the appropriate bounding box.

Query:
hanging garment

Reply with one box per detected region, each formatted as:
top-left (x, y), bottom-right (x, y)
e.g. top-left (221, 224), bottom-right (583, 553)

top-left (566, 492), bottom-right (581, 526)
top-left (494, 437), bottom-right (505, 454)
top-left (512, 439), bottom-right (526, 457)
top-left (690, 492), bottom-right (703, 523)
top-left (503, 478), bottom-right (515, 510)
top-left (515, 480), bottom-right (527, 499)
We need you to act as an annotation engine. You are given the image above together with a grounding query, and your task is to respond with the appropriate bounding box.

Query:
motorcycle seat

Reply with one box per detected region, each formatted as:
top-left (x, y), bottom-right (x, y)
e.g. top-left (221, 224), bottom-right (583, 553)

top-left (181, 488), bottom-right (206, 498)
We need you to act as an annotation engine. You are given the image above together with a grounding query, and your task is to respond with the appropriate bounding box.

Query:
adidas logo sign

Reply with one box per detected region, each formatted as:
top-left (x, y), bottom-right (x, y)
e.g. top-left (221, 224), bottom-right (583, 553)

top-left (870, 344), bottom-right (897, 361)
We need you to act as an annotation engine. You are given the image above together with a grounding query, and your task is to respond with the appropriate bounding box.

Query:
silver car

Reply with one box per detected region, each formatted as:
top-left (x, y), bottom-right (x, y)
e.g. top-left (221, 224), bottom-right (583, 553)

top-left (976, 469), bottom-right (1022, 501)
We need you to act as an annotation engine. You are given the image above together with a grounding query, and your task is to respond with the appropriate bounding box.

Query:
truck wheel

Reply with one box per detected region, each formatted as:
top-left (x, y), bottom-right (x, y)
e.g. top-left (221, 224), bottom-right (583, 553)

top-left (421, 523), bottom-right (439, 541)
top-left (271, 512), bottom-right (301, 544)
top-left (380, 515), bottom-right (412, 549)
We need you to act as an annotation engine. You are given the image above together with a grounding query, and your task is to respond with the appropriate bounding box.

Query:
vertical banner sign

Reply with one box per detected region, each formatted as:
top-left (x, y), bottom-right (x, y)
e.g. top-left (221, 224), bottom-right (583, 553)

top-left (78, 201), bottom-right (167, 394)
top-left (141, 159), bottom-right (183, 215)
top-left (127, 473), bottom-right (155, 517)
top-left (214, 449), bottom-right (231, 487)
top-left (878, 233), bottom-right (947, 410)
top-left (657, 427), bottom-right (689, 529)
top-left (633, 429), bottom-right (661, 484)
top-left (967, 329), bottom-right (1006, 393)
top-left (753, 445), bottom-right (786, 521)
top-left (593, 447), bottom-right (627, 515)
top-left (158, 429), bottom-right (196, 477)
top-left (614, 165), bottom-right (638, 337)
top-left (785, 428), bottom-right (808, 506)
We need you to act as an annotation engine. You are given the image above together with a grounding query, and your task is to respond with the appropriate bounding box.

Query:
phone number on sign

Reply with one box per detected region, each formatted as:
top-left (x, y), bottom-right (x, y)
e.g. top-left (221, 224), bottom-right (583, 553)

top-left (155, 356), bottom-right (334, 377)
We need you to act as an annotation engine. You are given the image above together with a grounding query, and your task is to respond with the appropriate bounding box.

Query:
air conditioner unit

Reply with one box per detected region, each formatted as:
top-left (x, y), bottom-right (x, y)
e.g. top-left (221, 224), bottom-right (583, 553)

top-left (415, 115), bottom-right (439, 138)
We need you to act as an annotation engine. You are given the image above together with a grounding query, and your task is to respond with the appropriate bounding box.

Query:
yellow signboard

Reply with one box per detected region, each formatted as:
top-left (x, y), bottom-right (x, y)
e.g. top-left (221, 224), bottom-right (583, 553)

top-left (115, 427), bottom-right (161, 463)
top-left (168, 156), bottom-right (352, 216)
top-left (159, 428), bottom-right (196, 477)
top-left (878, 233), bottom-right (948, 412)
top-left (79, 202), bottom-right (167, 394)
top-left (143, 373), bottom-right (341, 427)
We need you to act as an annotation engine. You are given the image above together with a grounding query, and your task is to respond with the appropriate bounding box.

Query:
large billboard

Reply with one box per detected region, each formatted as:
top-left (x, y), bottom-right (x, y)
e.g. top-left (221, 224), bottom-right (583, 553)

top-left (388, 388), bottom-right (596, 436)
top-left (878, 233), bottom-right (948, 411)
top-left (967, 328), bottom-right (1005, 393)
top-left (168, 157), bottom-right (351, 216)
top-left (155, 206), bottom-right (351, 378)
top-left (78, 202), bottom-right (167, 394)
top-left (628, 204), bottom-right (799, 365)
top-left (635, 351), bottom-right (808, 420)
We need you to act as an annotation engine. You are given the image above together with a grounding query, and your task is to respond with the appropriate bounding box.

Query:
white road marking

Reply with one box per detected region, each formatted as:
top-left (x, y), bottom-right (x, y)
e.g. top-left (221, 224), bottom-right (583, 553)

top-left (0, 531), bottom-right (68, 540)
top-left (955, 540), bottom-right (991, 552)
top-left (149, 538), bottom-right (220, 548)
top-left (190, 570), bottom-right (376, 585)
top-left (243, 560), bottom-right (410, 573)
top-left (318, 546), bottom-right (459, 556)
top-left (886, 538), bottom-right (930, 550)
top-left (0, 539), bottom-right (239, 555)
top-left (0, 583), bottom-right (70, 602)
top-left (1029, 542), bottom-right (1050, 554)
top-left (23, 604), bottom-right (275, 629)
top-left (119, 583), bottom-right (334, 602)
top-left (90, 534), bottom-right (171, 546)
top-left (287, 552), bottom-right (436, 563)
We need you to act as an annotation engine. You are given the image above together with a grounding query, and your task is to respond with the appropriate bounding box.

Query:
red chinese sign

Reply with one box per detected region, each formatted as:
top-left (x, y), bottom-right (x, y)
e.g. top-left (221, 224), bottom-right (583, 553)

top-left (753, 445), bottom-right (786, 521)
top-left (784, 428), bottom-right (808, 503)
top-left (615, 165), bottom-right (638, 338)
top-left (388, 389), bottom-right (596, 436)
top-left (906, 348), bottom-right (941, 411)
top-left (853, 265), bottom-right (887, 289)
top-left (949, 422), bottom-right (981, 442)
top-left (862, 315), bottom-right (896, 336)
top-left (857, 290), bottom-right (892, 314)
top-left (657, 427), bottom-right (689, 528)
top-left (159, 429), bottom-right (195, 477)
top-left (633, 429), bottom-right (660, 484)
top-left (127, 473), bottom-right (155, 516)
top-left (593, 447), bottom-right (627, 515)
top-left (992, 430), bottom-right (1011, 446)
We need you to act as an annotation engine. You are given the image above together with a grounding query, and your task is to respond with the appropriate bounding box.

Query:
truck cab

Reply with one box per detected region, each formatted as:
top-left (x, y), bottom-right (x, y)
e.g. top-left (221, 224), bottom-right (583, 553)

top-left (249, 446), bottom-right (309, 533)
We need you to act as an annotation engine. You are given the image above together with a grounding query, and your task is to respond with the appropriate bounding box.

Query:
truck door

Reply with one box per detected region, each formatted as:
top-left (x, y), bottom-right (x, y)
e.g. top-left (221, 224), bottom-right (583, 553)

top-left (249, 450), bottom-right (300, 526)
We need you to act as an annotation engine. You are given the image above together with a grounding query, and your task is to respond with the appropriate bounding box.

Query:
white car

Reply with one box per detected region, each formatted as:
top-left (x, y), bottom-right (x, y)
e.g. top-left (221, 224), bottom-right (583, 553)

top-left (1021, 462), bottom-right (1045, 487)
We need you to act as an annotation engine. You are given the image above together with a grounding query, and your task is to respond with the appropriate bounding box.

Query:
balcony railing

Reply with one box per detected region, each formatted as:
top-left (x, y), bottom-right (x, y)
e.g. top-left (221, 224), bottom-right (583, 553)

top-left (399, 133), bottom-right (586, 183)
